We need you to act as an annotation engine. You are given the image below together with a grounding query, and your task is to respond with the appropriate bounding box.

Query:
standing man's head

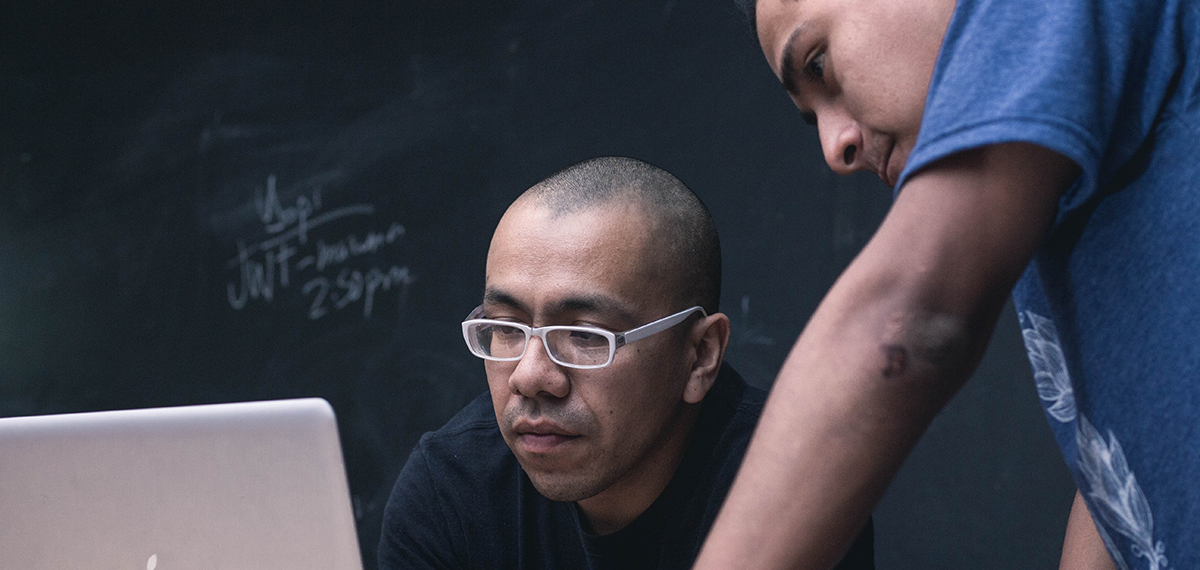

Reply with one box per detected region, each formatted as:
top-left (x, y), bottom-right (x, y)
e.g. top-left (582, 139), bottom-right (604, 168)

top-left (744, 0), bottom-right (956, 186)
top-left (463, 156), bottom-right (730, 533)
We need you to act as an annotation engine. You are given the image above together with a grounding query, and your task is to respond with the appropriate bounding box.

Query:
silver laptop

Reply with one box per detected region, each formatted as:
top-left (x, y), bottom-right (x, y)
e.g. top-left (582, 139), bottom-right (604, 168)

top-left (0, 398), bottom-right (363, 570)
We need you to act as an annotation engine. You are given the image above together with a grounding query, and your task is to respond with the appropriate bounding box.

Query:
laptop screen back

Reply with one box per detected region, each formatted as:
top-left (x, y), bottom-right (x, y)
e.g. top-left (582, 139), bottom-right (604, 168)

top-left (0, 398), bottom-right (363, 570)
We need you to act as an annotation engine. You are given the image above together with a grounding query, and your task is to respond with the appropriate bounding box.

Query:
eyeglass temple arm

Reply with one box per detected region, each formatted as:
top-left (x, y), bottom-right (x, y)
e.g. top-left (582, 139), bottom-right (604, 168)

top-left (617, 306), bottom-right (707, 346)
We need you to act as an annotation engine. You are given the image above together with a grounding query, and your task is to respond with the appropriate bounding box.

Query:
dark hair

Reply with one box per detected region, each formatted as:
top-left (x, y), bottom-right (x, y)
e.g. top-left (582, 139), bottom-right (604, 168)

top-left (523, 156), bottom-right (722, 315)
top-left (734, 0), bottom-right (758, 42)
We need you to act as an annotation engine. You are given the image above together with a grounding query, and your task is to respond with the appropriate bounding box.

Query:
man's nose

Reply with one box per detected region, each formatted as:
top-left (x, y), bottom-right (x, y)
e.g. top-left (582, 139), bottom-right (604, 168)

top-left (817, 110), bottom-right (866, 176)
top-left (506, 335), bottom-right (571, 399)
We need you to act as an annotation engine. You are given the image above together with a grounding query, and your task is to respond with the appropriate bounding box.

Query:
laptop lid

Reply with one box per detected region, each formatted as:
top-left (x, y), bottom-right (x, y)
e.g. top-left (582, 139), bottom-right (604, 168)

top-left (0, 398), bottom-right (363, 570)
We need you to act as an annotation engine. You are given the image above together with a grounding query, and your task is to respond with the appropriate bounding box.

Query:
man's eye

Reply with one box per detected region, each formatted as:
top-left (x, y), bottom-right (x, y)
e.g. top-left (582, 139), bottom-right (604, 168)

top-left (567, 330), bottom-right (607, 347)
top-left (493, 324), bottom-right (524, 337)
top-left (805, 52), bottom-right (826, 81)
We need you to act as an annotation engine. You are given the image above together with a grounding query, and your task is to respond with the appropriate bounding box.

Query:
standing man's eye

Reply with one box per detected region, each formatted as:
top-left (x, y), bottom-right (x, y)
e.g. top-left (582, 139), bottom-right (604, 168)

top-left (805, 52), bottom-right (826, 80)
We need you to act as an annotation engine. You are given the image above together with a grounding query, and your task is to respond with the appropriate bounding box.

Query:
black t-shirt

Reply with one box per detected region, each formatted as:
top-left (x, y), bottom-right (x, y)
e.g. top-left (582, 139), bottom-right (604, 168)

top-left (378, 363), bottom-right (874, 570)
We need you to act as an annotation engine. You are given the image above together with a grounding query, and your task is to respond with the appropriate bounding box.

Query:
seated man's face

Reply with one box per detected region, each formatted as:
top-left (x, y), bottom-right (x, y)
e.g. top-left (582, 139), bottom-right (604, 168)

top-left (481, 201), bottom-right (699, 503)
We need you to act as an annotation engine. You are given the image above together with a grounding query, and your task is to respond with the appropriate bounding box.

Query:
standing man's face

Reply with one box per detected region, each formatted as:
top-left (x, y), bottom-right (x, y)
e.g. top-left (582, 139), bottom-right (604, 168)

top-left (481, 202), bottom-right (700, 508)
top-left (755, 0), bottom-right (955, 187)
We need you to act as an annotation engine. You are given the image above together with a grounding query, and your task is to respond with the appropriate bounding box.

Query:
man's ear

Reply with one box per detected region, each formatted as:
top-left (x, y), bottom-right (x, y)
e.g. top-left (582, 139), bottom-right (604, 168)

top-left (683, 312), bottom-right (731, 404)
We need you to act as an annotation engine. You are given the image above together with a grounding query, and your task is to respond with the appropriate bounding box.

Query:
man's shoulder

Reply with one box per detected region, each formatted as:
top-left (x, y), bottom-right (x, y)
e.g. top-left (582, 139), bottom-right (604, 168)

top-left (673, 362), bottom-right (767, 508)
top-left (702, 362), bottom-right (767, 435)
top-left (425, 390), bottom-right (500, 439)
top-left (380, 393), bottom-right (537, 569)
top-left (691, 364), bottom-right (875, 570)
top-left (412, 390), bottom-right (514, 473)
top-left (381, 391), bottom-right (525, 545)
top-left (734, 374), bottom-right (768, 416)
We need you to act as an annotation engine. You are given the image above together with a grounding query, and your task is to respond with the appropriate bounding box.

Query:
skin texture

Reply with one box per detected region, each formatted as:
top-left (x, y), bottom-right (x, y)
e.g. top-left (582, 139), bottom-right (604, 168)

top-left (483, 200), bottom-right (731, 535)
top-left (691, 0), bottom-right (1096, 568)
top-left (1060, 491), bottom-right (1119, 570)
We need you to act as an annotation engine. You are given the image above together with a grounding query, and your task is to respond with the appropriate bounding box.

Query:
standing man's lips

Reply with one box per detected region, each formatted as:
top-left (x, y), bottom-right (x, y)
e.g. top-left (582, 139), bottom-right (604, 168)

top-left (879, 145), bottom-right (895, 187)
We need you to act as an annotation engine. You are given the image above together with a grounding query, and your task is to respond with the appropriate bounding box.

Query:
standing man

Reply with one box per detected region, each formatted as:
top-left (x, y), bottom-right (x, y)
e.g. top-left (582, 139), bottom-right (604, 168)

top-left (695, 0), bottom-right (1198, 569)
top-left (379, 157), bottom-right (874, 569)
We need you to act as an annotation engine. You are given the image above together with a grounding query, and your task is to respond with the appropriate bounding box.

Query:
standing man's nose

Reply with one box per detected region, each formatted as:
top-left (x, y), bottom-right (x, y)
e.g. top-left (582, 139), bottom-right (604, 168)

top-left (818, 110), bottom-right (865, 176)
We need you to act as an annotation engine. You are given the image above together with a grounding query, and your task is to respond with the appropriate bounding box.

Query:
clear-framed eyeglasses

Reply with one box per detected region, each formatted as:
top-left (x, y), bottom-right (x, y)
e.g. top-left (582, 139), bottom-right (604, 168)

top-left (461, 305), bottom-right (707, 369)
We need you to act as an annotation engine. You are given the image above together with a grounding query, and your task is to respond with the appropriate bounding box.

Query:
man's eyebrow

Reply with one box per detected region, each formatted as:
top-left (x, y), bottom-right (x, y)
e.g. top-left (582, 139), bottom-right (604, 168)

top-left (482, 288), bottom-right (529, 314)
top-left (482, 288), bottom-right (638, 325)
top-left (778, 23), bottom-right (809, 97)
top-left (546, 295), bottom-right (638, 326)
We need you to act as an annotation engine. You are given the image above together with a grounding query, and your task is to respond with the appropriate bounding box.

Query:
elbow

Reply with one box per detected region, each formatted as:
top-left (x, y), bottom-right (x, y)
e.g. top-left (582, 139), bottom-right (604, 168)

top-left (875, 310), bottom-right (978, 395)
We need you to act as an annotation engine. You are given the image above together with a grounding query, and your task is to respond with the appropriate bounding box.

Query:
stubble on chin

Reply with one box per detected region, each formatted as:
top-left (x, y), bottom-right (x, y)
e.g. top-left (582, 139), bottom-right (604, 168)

top-left (524, 468), bottom-right (608, 502)
top-left (501, 398), bottom-right (609, 502)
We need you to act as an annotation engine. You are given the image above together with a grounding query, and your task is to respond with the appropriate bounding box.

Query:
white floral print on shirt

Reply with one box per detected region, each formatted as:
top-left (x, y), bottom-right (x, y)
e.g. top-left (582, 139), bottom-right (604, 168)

top-left (1076, 416), bottom-right (1168, 570)
top-left (1019, 310), bottom-right (1167, 570)
top-left (1019, 311), bottom-right (1077, 423)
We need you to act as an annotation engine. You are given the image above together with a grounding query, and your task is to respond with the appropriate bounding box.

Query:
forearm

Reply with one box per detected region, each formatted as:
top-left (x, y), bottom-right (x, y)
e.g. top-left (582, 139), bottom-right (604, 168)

top-left (694, 144), bottom-right (1076, 570)
top-left (1060, 491), bottom-right (1117, 570)
top-left (694, 238), bottom-right (1003, 569)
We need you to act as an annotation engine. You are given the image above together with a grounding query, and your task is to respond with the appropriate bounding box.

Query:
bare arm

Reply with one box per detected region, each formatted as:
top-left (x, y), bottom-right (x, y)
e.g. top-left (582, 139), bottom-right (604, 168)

top-left (693, 143), bottom-right (1079, 570)
top-left (1060, 491), bottom-right (1118, 570)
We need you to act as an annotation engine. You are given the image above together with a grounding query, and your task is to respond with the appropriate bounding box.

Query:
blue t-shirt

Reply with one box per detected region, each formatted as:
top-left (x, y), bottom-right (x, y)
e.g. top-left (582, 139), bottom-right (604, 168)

top-left (897, 0), bottom-right (1200, 566)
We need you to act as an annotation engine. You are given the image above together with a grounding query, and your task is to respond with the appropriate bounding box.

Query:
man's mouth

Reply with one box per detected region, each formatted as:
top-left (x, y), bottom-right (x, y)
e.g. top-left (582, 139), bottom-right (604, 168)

top-left (519, 433), bottom-right (577, 452)
top-left (513, 420), bottom-right (579, 453)
top-left (879, 145), bottom-right (896, 187)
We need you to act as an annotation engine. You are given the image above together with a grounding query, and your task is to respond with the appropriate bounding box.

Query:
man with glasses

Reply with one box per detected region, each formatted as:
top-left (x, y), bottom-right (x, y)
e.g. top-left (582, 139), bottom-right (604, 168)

top-left (378, 157), bottom-right (874, 569)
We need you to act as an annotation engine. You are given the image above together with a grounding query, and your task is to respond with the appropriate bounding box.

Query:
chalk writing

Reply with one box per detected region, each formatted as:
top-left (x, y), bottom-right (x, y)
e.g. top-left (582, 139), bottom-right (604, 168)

top-left (295, 223), bottom-right (406, 273)
top-left (225, 174), bottom-right (416, 320)
top-left (302, 266), bottom-right (416, 320)
top-left (227, 240), bottom-right (298, 308)
top-left (258, 174), bottom-right (320, 237)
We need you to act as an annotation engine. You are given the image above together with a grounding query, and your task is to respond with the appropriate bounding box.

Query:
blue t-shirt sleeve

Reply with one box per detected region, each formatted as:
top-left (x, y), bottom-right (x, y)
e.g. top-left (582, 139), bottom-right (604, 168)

top-left (378, 439), bottom-right (461, 570)
top-left (896, 0), bottom-right (1175, 214)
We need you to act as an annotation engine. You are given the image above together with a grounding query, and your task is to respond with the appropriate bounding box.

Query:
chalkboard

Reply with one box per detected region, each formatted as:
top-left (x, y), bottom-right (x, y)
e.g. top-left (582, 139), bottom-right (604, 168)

top-left (2, 2), bottom-right (1075, 568)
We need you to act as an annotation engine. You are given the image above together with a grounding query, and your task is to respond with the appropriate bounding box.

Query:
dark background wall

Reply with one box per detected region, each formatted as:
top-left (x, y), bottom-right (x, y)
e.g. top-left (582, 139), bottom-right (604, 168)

top-left (1, 1), bottom-right (1075, 568)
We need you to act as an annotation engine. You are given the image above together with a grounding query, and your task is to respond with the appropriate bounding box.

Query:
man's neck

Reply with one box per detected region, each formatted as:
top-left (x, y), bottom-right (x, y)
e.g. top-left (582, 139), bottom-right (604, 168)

top-left (576, 403), bottom-right (700, 535)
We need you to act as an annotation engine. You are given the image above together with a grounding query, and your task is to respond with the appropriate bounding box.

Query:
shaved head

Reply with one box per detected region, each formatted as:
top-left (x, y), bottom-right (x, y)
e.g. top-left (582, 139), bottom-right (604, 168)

top-left (515, 156), bottom-right (722, 314)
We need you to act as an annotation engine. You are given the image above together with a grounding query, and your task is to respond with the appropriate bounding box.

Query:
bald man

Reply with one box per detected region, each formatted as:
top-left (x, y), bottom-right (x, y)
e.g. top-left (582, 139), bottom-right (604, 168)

top-left (377, 157), bottom-right (874, 570)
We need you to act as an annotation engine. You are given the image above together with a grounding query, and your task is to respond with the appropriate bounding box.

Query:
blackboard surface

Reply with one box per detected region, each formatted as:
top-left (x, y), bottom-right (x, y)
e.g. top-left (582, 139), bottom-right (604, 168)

top-left (2, 2), bottom-right (1075, 568)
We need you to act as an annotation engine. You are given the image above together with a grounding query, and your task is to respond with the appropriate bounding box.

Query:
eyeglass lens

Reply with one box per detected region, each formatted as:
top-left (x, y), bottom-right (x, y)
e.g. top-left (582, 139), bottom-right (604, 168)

top-left (467, 323), bottom-right (611, 366)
